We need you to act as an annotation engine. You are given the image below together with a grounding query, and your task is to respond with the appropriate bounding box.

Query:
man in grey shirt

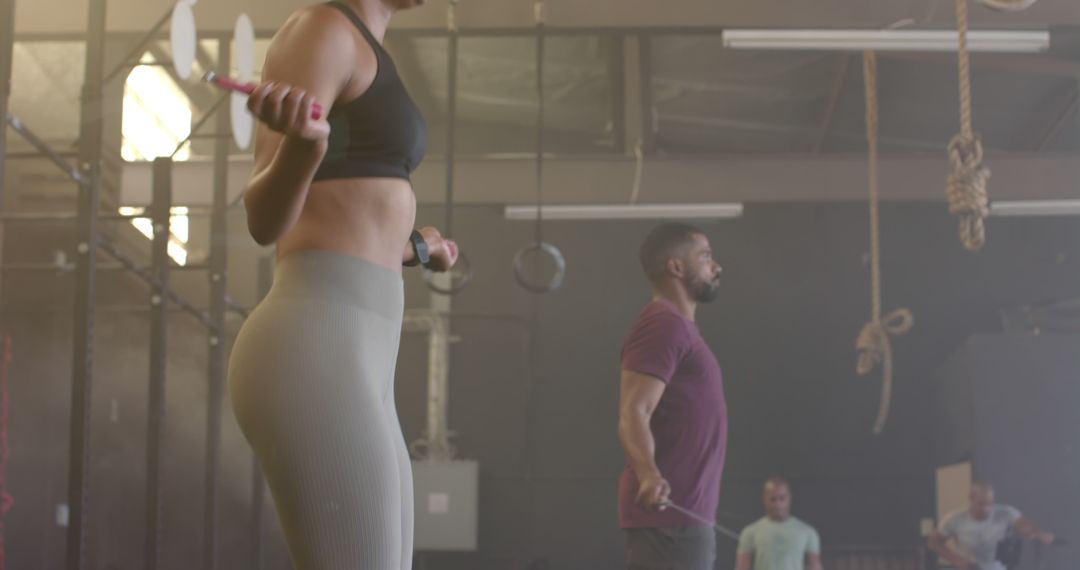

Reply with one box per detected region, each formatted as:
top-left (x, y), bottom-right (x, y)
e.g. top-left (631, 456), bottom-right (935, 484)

top-left (929, 481), bottom-right (1055, 570)
top-left (736, 477), bottom-right (822, 570)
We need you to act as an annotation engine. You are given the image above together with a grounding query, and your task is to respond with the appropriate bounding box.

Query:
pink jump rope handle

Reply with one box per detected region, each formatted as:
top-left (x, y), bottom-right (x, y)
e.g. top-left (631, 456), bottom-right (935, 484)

top-left (204, 72), bottom-right (324, 121)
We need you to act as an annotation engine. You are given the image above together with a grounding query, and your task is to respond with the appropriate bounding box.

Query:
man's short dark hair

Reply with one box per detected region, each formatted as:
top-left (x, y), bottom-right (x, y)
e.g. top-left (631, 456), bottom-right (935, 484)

top-left (639, 223), bottom-right (705, 283)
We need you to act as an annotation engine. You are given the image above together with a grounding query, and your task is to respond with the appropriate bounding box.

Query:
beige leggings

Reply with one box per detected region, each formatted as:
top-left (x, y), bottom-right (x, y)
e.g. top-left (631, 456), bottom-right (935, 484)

top-left (229, 250), bottom-right (412, 570)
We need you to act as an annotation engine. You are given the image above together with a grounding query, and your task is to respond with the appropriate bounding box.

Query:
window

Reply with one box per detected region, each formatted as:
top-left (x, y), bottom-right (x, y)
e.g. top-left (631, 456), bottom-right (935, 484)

top-left (121, 53), bottom-right (193, 161)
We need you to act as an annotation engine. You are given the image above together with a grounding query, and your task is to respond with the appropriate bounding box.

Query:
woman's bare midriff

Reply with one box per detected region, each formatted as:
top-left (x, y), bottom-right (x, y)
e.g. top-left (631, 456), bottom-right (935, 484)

top-left (275, 176), bottom-right (416, 271)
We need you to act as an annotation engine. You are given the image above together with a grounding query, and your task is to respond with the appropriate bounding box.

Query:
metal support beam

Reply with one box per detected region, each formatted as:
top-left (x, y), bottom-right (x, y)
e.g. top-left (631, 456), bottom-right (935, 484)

top-left (619, 34), bottom-right (640, 156)
top-left (66, 0), bottom-right (106, 565)
top-left (202, 38), bottom-right (229, 570)
top-left (224, 295), bottom-right (249, 318)
top-left (0, 208), bottom-right (212, 222)
top-left (101, 8), bottom-right (172, 85)
top-left (637, 34), bottom-right (655, 155)
top-left (171, 94), bottom-right (229, 159)
top-left (402, 311), bottom-right (454, 461)
top-left (250, 457), bottom-right (264, 570)
top-left (444, 29), bottom-right (458, 237)
top-left (6, 115), bottom-right (86, 185)
top-left (814, 55), bottom-right (852, 153)
top-left (0, 263), bottom-right (203, 272)
top-left (18, 2), bottom-right (1080, 35)
top-left (126, 152), bottom-right (1080, 205)
top-left (1037, 87), bottom-right (1079, 151)
top-left (0, 0), bottom-right (15, 300)
top-left (0, 0), bottom-right (14, 208)
top-left (251, 255), bottom-right (273, 570)
top-left (144, 156), bottom-right (171, 570)
top-left (97, 239), bottom-right (216, 330)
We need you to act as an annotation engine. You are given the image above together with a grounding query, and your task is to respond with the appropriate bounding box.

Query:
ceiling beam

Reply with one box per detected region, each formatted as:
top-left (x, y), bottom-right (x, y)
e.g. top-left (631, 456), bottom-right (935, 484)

top-left (118, 152), bottom-right (1080, 206)
top-left (15, 0), bottom-right (1080, 35)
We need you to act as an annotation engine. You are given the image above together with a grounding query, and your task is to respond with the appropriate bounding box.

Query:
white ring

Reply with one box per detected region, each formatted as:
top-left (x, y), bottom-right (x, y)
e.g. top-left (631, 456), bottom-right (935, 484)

top-left (230, 92), bottom-right (254, 150)
top-left (234, 14), bottom-right (256, 82)
top-left (169, 1), bottom-right (197, 80)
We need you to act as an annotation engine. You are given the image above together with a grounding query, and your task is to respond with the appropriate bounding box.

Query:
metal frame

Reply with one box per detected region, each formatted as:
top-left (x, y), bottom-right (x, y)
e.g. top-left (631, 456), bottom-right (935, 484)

top-left (13, 26), bottom-right (726, 43)
top-left (4, 115), bottom-right (86, 185)
top-left (610, 33), bottom-right (628, 153)
top-left (144, 156), bottom-right (171, 570)
top-left (65, 0), bottom-right (106, 565)
top-left (101, 9), bottom-right (174, 86)
top-left (636, 33), bottom-right (655, 155)
top-left (202, 38), bottom-right (230, 570)
top-left (402, 310), bottom-right (456, 461)
top-left (251, 254), bottom-right (274, 570)
top-left (0, 0), bottom-right (12, 206)
top-left (0, 0), bottom-right (14, 318)
top-left (1, 5), bottom-right (248, 570)
top-left (0, 0), bottom-right (14, 565)
top-left (421, 11), bottom-right (474, 296)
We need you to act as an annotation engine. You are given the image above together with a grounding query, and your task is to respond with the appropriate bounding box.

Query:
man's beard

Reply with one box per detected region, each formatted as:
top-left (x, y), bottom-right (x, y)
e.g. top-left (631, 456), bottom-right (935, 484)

top-left (686, 272), bottom-right (720, 303)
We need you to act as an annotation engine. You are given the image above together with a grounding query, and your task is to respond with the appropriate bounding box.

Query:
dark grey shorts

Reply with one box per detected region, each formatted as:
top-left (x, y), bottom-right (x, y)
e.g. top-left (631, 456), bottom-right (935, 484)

top-left (625, 526), bottom-right (716, 570)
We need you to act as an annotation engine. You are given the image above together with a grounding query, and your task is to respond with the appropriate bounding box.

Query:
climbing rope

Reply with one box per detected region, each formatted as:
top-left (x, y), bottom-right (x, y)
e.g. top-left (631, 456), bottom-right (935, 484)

top-left (857, 51), bottom-right (914, 435)
top-left (947, 0), bottom-right (991, 252)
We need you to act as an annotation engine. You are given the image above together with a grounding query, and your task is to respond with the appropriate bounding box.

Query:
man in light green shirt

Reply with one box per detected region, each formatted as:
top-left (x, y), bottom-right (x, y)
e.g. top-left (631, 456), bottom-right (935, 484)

top-left (736, 477), bottom-right (823, 570)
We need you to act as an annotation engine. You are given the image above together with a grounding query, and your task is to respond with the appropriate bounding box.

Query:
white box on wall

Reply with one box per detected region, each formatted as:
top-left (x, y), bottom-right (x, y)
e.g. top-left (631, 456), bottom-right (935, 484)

top-left (412, 460), bottom-right (479, 551)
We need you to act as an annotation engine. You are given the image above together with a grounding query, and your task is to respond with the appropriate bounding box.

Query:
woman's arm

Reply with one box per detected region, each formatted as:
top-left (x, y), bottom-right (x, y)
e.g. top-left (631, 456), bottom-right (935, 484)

top-left (242, 6), bottom-right (371, 245)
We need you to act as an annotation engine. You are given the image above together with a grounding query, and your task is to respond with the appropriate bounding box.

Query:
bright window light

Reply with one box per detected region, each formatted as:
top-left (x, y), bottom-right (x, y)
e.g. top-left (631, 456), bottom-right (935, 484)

top-left (118, 206), bottom-right (190, 266)
top-left (122, 53), bottom-right (192, 161)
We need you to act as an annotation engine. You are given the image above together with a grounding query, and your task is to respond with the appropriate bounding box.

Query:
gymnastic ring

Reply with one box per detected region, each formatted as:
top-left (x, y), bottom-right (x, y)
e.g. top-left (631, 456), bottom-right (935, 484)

top-left (512, 242), bottom-right (566, 294)
top-left (422, 250), bottom-right (473, 295)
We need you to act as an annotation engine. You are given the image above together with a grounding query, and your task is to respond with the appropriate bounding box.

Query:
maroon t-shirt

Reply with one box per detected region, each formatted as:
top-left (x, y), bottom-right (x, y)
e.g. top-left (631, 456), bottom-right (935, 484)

top-left (619, 299), bottom-right (728, 528)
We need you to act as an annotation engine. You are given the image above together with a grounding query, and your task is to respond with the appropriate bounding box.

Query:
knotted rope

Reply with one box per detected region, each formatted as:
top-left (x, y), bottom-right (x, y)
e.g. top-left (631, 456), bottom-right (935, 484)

top-left (858, 51), bottom-right (915, 435)
top-left (947, 0), bottom-right (991, 252)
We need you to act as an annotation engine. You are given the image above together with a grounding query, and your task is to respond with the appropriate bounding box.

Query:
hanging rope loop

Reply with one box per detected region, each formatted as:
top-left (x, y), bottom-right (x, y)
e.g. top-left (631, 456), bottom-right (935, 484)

top-left (512, 0), bottom-right (566, 295)
top-left (857, 51), bottom-right (914, 435)
top-left (855, 307), bottom-right (914, 435)
top-left (856, 309), bottom-right (915, 376)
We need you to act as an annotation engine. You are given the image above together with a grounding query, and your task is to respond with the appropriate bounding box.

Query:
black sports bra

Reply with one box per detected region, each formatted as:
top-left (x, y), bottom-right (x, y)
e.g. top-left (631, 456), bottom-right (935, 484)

top-left (312, 2), bottom-right (427, 181)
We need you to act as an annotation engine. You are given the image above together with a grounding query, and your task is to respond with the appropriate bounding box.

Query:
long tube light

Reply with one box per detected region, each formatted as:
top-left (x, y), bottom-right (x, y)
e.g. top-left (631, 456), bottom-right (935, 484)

top-left (989, 200), bottom-right (1080, 217)
top-left (722, 29), bottom-right (1050, 53)
top-left (504, 203), bottom-right (744, 221)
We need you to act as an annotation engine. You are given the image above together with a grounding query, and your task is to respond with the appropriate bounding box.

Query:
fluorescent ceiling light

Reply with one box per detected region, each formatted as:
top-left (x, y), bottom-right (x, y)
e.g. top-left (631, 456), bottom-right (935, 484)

top-left (722, 29), bottom-right (1049, 53)
top-left (989, 200), bottom-right (1080, 217)
top-left (504, 203), bottom-right (744, 221)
